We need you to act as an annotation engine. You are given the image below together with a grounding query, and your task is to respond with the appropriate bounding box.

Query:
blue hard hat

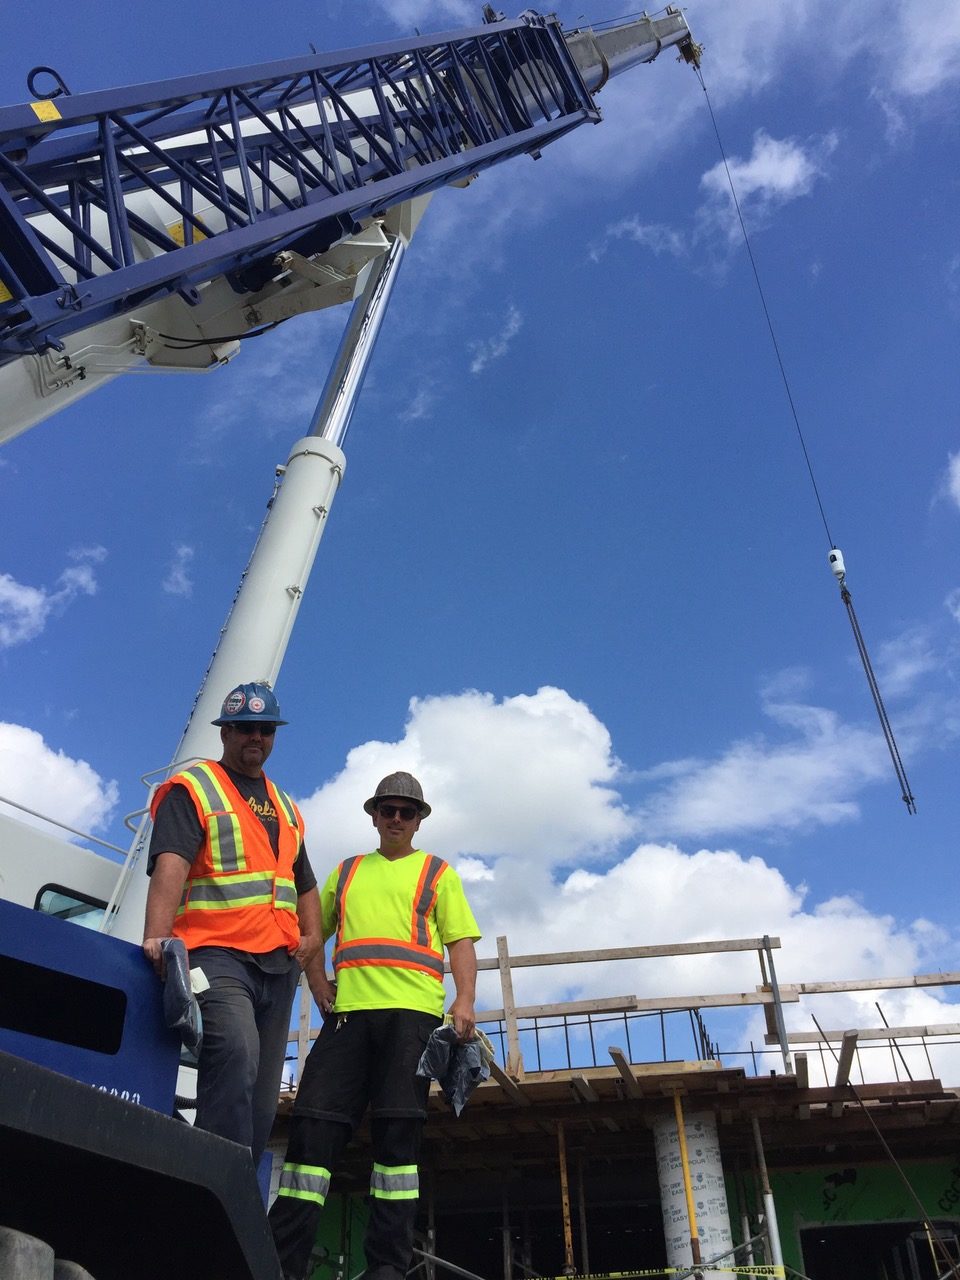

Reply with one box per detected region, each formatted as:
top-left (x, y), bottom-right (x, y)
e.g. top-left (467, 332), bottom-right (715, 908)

top-left (211, 681), bottom-right (288, 726)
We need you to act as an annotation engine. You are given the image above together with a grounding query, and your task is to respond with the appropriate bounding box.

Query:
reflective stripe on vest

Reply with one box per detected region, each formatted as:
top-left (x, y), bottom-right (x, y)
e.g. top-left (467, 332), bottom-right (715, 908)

top-left (273, 785), bottom-right (302, 848)
top-left (278, 1162), bottom-right (331, 1205)
top-left (178, 872), bottom-right (298, 914)
top-left (411, 855), bottom-right (446, 947)
top-left (179, 763), bottom-right (244, 873)
top-left (370, 1162), bottom-right (419, 1200)
top-left (332, 854), bottom-right (448, 983)
top-left (333, 939), bottom-right (445, 979)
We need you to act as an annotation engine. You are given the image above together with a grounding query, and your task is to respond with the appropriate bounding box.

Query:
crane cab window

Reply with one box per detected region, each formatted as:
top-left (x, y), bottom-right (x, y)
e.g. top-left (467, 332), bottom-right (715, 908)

top-left (35, 883), bottom-right (107, 931)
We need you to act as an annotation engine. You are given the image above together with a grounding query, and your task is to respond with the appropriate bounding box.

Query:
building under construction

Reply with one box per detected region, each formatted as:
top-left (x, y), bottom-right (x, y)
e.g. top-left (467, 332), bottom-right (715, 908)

top-left (274, 935), bottom-right (960, 1280)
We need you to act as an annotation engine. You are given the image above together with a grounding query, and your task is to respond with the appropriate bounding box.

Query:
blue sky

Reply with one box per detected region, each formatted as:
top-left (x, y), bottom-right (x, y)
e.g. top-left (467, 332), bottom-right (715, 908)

top-left (2, 1), bottom-right (959, 1072)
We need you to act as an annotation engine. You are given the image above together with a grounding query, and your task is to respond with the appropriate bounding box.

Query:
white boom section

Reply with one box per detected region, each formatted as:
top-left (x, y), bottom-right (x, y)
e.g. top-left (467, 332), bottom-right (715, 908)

top-left (103, 209), bottom-right (419, 942)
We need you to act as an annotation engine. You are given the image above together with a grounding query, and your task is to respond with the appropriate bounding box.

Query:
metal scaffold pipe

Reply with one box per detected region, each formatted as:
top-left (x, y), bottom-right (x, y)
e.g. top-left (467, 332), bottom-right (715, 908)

top-left (751, 1115), bottom-right (785, 1272)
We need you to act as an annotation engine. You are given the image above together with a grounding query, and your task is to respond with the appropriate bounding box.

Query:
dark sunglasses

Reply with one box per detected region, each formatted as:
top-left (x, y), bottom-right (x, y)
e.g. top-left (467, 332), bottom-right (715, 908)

top-left (377, 803), bottom-right (419, 821)
top-left (232, 722), bottom-right (277, 736)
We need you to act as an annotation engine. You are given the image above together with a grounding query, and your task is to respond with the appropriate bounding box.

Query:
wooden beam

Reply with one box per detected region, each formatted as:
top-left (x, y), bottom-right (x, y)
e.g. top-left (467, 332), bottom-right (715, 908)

top-left (571, 1075), bottom-right (599, 1103)
top-left (834, 1031), bottom-right (858, 1091)
top-left (794, 1053), bottom-right (810, 1120)
top-left (778, 972), bottom-right (960, 997)
top-left (489, 1058), bottom-right (531, 1107)
top-left (767, 1021), bottom-right (960, 1045)
top-left (497, 935), bottom-right (523, 1079)
top-left (466, 936), bottom-right (783, 972)
top-left (794, 1079), bottom-right (943, 1104)
top-left (608, 1046), bottom-right (643, 1098)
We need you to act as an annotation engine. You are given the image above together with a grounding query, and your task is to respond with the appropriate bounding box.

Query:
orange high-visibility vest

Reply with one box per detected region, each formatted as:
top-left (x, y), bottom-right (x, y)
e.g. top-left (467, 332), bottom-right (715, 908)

top-left (150, 760), bottom-right (302, 954)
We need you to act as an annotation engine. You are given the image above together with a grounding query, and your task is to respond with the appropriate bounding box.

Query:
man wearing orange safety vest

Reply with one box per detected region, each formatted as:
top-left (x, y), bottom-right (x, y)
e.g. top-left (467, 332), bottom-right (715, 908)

top-left (269, 771), bottom-right (481, 1280)
top-left (142, 681), bottom-right (335, 1163)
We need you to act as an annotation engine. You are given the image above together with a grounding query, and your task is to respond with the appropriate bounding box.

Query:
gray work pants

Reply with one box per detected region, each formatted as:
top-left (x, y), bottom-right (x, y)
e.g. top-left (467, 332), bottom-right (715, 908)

top-left (190, 946), bottom-right (300, 1161)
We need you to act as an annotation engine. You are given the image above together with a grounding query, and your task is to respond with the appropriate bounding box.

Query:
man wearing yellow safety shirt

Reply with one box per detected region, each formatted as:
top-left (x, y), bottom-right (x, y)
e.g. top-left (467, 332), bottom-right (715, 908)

top-left (269, 771), bottom-right (480, 1280)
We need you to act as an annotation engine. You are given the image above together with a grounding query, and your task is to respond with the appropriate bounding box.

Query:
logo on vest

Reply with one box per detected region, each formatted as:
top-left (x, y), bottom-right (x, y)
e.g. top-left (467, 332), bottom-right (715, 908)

top-left (224, 690), bottom-right (246, 715)
top-left (249, 695), bottom-right (266, 713)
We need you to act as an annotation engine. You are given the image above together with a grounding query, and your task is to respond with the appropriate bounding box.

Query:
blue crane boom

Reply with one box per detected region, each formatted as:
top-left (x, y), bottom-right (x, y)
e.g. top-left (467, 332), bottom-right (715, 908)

top-left (0, 9), bottom-right (696, 369)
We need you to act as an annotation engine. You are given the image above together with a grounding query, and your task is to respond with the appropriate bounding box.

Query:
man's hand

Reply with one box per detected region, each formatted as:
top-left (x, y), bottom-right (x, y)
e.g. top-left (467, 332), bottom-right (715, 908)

top-left (142, 936), bottom-right (172, 978)
top-left (308, 969), bottom-right (337, 1016)
top-left (448, 994), bottom-right (476, 1043)
top-left (294, 932), bottom-right (322, 969)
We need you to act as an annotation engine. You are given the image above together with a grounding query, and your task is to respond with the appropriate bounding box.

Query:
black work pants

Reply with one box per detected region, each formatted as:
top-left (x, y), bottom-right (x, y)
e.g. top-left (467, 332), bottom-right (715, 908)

top-left (269, 1008), bottom-right (440, 1280)
top-left (270, 1113), bottom-right (425, 1280)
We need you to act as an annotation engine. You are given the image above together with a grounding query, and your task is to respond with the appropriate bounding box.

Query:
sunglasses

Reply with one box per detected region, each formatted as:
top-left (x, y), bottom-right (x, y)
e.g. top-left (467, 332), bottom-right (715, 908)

top-left (377, 803), bottom-right (419, 821)
top-left (232, 722), bottom-right (277, 736)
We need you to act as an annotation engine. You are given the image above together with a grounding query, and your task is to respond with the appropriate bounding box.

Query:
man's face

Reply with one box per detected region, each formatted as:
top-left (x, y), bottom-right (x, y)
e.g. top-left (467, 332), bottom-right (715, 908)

top-left (219, 722), bottom-right (276, 777)
top-left (372, 797), bottom-right (422, 853)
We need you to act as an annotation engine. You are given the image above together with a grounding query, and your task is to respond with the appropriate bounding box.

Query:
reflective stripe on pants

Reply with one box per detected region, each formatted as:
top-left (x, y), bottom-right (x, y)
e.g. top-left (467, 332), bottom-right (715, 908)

top-left (370, 1162), bottom-right (419, 1200)
top-left (278, 1162), bottom-right (332, 1205)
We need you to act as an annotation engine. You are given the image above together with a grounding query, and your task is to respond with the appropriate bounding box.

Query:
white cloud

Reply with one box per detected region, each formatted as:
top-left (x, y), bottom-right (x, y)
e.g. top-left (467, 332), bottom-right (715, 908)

top-left (162, 544), bottom-right (195, 598)
top-left (589, 217), bottom-right (687, 264)
top-left (590, 130), bottom-right (837, 271)
top-left (468, 305), bottom-right (523, 374)
top-left (296, 686), bottom-right (631, 868)
top-left (870, 87), bottom-right (909, 144)
top-left (0, 547), bottom-right (106, 649)
top-left (456, 856), bottom-right (495, 882)
top-left (882, 0), bottom-right (960, 96)
top-left (68, 545), bottom-right (108, 564)
top-left (636, 697), bottom-right (890, 840)
top-left (291, 683), bottom-right (960, 1078)
top-left (946, 589), bottom-right (960, 626)
top-left (0, 722), bottom-right (119, 837)
top-left (373, 0), bottom-right (473, 25)
top-left (400, 388), bottom-right (434, 422)
top-left (874, 629), bottom-right (939, 698)
top-left (698, 129), bottom-right (839, 246)
top-left (948, 256), bottom-right (960, 316)
top-left (944, 451), bottom-right (960, 509)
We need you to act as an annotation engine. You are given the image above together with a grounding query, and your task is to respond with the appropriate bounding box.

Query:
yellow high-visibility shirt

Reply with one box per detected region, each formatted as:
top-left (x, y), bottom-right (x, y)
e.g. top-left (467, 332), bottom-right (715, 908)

top-left (321, 850), bottom-right (480, 1016)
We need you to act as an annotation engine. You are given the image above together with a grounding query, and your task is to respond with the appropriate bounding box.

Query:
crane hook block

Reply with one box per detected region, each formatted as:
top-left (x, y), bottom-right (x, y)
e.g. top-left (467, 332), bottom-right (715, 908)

top-left (828, 547), bottom-right (846, 581)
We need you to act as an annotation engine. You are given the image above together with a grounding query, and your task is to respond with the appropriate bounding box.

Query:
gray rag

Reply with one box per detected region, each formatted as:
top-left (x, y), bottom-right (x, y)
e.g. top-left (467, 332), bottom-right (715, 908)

top-left (160, 937), bottom-right (203, 1056)
top-left (416, 1022), bottom-right (491, 1116)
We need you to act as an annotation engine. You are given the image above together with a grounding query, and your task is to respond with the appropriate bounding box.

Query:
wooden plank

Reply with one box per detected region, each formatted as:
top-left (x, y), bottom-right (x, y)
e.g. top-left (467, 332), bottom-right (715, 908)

top-left (795, 1052), bottom-right (810, 1119)
top-left (489, 1058), bottom-right (531, 1106)
top-left (499, 988), bottom-right (801, 1021)
top-left (767, 1022), bottom-right (960, 1045)
top-left (792, 1079), bottom-right (944, 1104)
top-left (608, 1046), bottom-right (642, 1099)
top-left (778, 972), bottom-right (960, 996)
top-left (297, 975), bottom-right (310, 1083)
top-left (835, 1031), bottom-right (858, 1089)
top-left (467, 936), bottom-right (783, 972)
top-left (497, 935), bottom-right (523, 1079)
top-left (634, 1060), bottom-right (722, 1076)
top-left (571, 1075), bottom-right (599, 1103)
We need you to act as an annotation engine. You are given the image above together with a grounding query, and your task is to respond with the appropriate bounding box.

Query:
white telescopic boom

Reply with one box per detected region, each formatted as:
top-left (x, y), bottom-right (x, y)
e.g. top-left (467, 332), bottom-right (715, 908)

top-left (103, 229), bottom-right (410, 940)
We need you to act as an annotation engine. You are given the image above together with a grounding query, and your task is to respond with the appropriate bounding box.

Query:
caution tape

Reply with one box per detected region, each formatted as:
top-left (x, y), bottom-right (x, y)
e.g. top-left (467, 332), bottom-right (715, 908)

top-left (539, 1268), bottom-right (784, 1279)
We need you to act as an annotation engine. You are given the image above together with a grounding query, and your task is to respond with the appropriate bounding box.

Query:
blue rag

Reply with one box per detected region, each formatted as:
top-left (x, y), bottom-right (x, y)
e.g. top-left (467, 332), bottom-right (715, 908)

top-left (416, 1022), bottom-right (493, 1116)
